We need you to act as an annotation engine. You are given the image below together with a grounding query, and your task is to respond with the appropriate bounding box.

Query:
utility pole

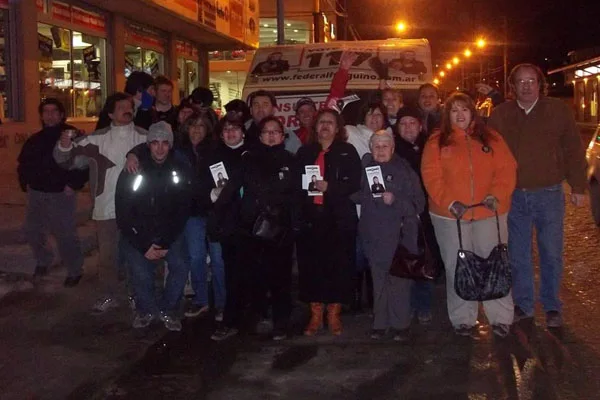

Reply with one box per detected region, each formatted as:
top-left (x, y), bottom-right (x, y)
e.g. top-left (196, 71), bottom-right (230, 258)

top-left (276, 0), bottom-right (285, 45)
top-left (503, 16), bottom-right (509, 97)
top-left (313, 0), bottom-right (321, 43)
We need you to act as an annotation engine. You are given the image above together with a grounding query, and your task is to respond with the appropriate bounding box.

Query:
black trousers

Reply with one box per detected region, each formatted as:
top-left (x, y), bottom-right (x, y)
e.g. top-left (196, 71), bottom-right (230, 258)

top-left (222, 234), bottom-right (293, 329)
top-left (296, 208), bottom-right (356, 304)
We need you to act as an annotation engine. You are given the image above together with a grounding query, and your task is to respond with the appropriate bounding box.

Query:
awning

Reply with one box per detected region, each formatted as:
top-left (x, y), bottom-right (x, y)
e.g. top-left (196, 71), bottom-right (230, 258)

top-left (548, 56), bottom-right (600, 75)
top-left (85, 0), bottom-right (256, 51)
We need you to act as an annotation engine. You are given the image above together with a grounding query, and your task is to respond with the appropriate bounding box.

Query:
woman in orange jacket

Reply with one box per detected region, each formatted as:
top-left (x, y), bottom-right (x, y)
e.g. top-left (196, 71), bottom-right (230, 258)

top-left (421, 92), bottom-right (517, 338)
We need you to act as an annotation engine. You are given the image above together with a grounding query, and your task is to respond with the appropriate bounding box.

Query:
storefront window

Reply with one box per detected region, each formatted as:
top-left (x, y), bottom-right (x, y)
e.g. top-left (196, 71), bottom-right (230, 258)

top-left (38, 23), bottom-right (106, 118)
top-left (259, 19), bottom-right (310, 46)
top-left (177, 58), bottom-right (199, 99)
top-left (125, 45), bottom-right (164, 78)
top-left (0, 8), bottom-right (10, 120)
top-left (210, 71), bottom-right (246, 113)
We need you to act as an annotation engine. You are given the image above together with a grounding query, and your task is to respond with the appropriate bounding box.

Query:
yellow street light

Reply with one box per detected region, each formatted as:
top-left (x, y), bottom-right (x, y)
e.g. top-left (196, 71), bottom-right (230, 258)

top-left (433, 78), bottom-right (440, 85)
top-left (464, 49), bottom-right (472, 58)
top-left (446, 63), bottom-right (452, 70)
top-left (452, 57), bottom-right (460, 65)
top-left (476, 38), bottom-right (486, 48)
top-left (439, 71), bottom-right (445, 77)
top-left (395, 21), bottom-right (407, 32)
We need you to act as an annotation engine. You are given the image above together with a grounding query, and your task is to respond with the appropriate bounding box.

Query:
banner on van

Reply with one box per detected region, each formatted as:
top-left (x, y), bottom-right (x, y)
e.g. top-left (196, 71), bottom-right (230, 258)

top-left (245, 39), bottom-right (432, 92)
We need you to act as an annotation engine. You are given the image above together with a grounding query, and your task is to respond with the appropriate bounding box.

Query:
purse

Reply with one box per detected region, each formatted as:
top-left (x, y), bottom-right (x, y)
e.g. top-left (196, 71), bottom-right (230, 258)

top-left (453, 205), bottom-right (511, 301)
top-left (252, 206), bottom-right (287, 242)
top-left (389, 216), bottom-right (436, 280)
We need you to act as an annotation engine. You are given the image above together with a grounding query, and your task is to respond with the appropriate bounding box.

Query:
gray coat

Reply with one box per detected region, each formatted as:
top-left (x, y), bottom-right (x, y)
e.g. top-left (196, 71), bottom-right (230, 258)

top-left (356, 153), bottom-right (425, 268)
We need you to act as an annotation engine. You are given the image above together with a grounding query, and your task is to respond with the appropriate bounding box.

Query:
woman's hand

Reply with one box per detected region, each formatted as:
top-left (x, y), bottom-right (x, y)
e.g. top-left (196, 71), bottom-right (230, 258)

top-left (339, 52), bottom-right (358, 71)
top-left (382, 191), bottom-right (395, 205)
top-left (125, 154), bottom-right (140, 174)
top-left (315, 180), bottom-right (328, 193)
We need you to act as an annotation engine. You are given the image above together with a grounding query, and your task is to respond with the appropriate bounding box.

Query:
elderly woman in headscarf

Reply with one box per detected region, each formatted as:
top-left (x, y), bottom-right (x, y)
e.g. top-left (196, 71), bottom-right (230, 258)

top-left (355, 129), bottom-right (425, 341)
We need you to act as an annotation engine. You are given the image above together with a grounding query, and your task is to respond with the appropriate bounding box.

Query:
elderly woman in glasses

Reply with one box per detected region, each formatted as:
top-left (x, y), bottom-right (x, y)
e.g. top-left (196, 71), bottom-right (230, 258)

top-left (355, 129), bottom-right (425, 341)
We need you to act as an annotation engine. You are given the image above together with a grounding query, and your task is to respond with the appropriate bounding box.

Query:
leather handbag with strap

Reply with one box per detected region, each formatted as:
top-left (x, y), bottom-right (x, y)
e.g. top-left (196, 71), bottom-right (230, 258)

top-left (453, 204), bottom-right (511, 301)
top-left (389, 216), bottom-right (436, 280)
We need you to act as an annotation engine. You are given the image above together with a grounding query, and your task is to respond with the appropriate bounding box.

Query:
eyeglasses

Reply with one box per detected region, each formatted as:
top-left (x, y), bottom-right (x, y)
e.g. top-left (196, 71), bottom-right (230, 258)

top-left (516, 78), bottom-right (537, 86)
top-left (261, 130), bottom-right (283, 136)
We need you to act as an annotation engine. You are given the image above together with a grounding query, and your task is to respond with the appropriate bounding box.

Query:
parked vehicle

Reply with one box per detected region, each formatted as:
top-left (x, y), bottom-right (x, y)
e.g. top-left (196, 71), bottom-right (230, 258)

top-left (585, 124), bottom-right (600, 225)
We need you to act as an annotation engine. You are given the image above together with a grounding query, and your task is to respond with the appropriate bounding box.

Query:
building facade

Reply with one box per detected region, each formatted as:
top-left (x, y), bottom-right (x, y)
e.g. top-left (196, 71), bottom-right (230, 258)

top-left (549, 48), bottom-right (600, 124)
top-left (208, 0), bottom-right (337, 112)
top-left (0, 0), bottom-right (258, 175)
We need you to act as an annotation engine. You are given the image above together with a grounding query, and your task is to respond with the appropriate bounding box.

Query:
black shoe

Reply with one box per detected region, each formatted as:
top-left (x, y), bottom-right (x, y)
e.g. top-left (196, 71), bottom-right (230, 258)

top-left (64, 275), bottom-right (82, 287)
top-left (513, 306), bottom-right (532, 323)
top-left (546, 311), bottom-right (563, 328)
top-left (33, 266), bottom-right (48, 277)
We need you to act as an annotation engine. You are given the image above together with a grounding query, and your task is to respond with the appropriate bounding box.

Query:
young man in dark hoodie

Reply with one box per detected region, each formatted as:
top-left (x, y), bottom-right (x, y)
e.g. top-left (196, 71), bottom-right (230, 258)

top-left (17, 98), bottom-right (89, 286)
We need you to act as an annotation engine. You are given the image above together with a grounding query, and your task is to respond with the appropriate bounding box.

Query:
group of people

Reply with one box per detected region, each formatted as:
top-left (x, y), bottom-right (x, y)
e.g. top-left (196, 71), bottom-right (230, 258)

top-left (17, 56), bottom-right (586, 341)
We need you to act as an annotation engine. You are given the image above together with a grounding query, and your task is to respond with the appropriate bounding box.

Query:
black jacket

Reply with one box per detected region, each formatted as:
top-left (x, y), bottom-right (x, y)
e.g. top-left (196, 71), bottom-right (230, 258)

top-left (202, 141), bottom-right (248, 240)
top-left (235, 142), bottom-right (297, 232)
top-left (17, 123), bottom-right (89, 193)
top-left (115, 152), bottom-right (191, 254)
top-left (394, 132), bottom-right (426, 174)
top-left (296, 140), bottom-right (361, 231)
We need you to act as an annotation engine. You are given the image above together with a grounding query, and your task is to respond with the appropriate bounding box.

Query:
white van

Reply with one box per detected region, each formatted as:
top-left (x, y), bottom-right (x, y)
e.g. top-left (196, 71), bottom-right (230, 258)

top-left (242, 39), bottom-right (433, 129)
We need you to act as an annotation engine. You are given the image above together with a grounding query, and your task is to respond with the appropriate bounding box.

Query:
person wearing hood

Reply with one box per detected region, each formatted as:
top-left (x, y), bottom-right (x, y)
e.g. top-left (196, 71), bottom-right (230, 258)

top-left (115, 121), bottom-right (192, 331)
top-left (18, 98), bottom-right (89, 286)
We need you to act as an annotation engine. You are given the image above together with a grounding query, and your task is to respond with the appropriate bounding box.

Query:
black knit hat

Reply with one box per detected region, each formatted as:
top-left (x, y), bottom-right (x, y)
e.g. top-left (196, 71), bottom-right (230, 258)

top-left (396, 105), bottom-right (423, 122)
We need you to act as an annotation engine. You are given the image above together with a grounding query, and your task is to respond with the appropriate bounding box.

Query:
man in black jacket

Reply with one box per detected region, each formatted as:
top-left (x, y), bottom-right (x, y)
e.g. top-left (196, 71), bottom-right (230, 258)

top-left (17, 98), bottom-right (89, 286)
top-left (115, 121), bottom-right (191, 331)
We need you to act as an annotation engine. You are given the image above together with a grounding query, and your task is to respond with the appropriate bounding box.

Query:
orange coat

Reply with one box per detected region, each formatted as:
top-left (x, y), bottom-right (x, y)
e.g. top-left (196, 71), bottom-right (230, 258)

top-left (421, 127), bottom-right (517, 220)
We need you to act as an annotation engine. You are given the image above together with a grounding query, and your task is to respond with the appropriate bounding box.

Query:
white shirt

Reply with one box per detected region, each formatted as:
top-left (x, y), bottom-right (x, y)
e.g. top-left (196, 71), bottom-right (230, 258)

top-left (517, 97), bottom-right (539, 115)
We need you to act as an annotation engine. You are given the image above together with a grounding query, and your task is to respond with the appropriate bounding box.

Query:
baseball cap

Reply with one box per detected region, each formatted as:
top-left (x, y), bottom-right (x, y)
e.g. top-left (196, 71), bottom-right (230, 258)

top-left (294, 97), bottom-right (316, 112)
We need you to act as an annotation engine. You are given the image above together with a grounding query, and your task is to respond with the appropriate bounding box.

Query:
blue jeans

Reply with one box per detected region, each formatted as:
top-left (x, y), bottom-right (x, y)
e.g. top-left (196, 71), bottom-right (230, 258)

top-left (508, 184), bottom-right (565, 316)
top-left (411, 280), bottom-right (433, 314)
top-left (122, 235), bottom-right (189, 315)
top-left (184, 216), bottom-right (226, 309)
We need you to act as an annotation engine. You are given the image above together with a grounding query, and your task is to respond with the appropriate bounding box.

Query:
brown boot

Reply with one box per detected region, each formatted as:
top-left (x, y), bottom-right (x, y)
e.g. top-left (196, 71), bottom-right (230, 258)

top-left (304, 303), bottom-right (324, 336)
top-left (327, 303), bottom-right (343, 336)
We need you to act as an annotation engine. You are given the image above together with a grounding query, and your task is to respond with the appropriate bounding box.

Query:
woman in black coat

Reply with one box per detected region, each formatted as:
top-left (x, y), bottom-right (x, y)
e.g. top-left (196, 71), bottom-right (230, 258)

top-left (296, 109), bottom-right (362, 336)
top-left (212, 115), bottom-right (297, 341)
top-left (201, 114), bottom-right (249, 341)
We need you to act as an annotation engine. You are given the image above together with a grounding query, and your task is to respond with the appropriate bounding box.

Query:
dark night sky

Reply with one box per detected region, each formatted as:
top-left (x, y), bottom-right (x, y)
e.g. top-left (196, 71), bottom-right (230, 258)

top-left (345, 0), bottom-right (600, 74)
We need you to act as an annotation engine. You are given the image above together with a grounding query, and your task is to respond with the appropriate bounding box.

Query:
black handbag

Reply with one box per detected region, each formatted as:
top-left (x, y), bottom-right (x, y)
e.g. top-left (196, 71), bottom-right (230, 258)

top-left (453, 205), bottom-right (511, 301)
top-left (252, 206), bottom-right (287, 242)
top-left (389, 216), bottom-right (436, 280)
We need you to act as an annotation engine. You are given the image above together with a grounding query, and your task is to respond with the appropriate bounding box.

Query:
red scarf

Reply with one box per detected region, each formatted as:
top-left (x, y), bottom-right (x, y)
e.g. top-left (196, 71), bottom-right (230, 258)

top-left (313, 148), bottom-right (328, 205)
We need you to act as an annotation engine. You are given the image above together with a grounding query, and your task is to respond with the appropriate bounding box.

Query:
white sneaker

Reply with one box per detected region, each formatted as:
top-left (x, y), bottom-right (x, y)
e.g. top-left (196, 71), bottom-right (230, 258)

top-left (214, 309), bottom-right (224, 322)
top-left (132, 313), bottom-right (155, 329)
top-left (91, 296), bottom-right (119, 314)
top-left (159, 311), bottom-right (182, 331)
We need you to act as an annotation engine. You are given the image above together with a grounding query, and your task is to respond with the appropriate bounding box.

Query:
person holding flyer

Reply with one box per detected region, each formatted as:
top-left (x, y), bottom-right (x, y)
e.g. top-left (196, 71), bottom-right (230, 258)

top-left (296, 109), bottom-right (361, 336)
top-left (355, 130), bottom-right (425, 341)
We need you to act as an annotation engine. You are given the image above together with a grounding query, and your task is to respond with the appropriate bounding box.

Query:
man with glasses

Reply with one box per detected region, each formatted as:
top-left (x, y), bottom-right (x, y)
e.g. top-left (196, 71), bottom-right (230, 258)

top-left (488, 63), bottom-right (587, 328)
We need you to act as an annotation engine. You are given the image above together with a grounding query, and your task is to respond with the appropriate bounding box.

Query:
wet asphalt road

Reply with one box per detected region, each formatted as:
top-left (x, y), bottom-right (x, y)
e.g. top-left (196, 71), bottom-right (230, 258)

top-left (85, 129), bottom-right (600, 400)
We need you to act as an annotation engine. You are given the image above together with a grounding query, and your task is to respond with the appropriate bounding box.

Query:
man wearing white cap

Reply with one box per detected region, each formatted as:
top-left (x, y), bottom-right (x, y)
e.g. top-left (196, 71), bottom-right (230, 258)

top-left (115, 121), bottom-right (192, 331)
